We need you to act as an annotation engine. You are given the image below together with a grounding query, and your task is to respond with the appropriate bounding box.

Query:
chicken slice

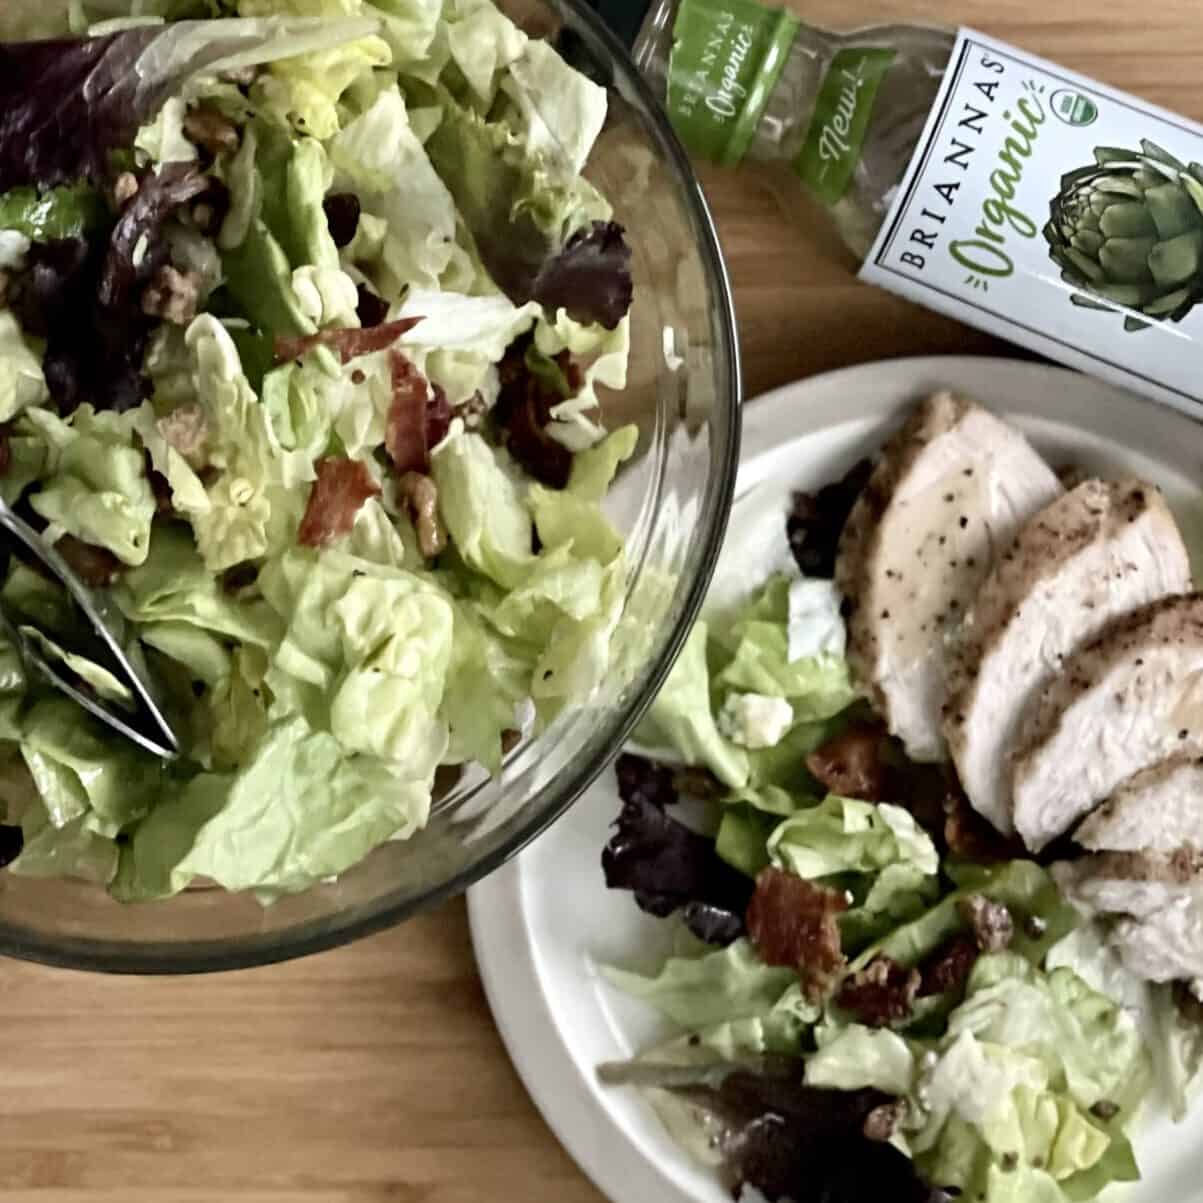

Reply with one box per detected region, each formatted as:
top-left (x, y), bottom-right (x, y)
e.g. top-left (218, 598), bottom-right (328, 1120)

top-left (1012, 594), bottom-right (1203, 851)
top-left (835, 392), bottom-right (1060, 763)
top-left (1111, 903), bottom-right (1203, 982)
top-left (1076, 757), bottom-right (1203, 852)
top-left (1055, 850), bottom-right (1203, 982)
top-left (945, 480), bottom-right (1190, 833)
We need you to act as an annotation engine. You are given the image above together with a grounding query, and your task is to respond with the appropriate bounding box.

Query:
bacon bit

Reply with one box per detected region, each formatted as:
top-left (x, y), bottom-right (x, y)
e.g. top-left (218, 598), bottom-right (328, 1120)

top-left (836, 956), bottom-right (920, 1027)
top-left (807, 722), bottom-right (889, 800)
top-left (55, 534), bottom-right (123, 586)
top-left (297, 457), bottom-right (381, 548)
top-left (918, 932), bottom-right (979, 997)
top-left (273, 316), bottom-right (422, 366)
top-left (385, 352), bottom-right (432, 474)
top-left (0, 425), bottom-right (11, 477)
top-left (746, 867), bottom-right (847, 1002)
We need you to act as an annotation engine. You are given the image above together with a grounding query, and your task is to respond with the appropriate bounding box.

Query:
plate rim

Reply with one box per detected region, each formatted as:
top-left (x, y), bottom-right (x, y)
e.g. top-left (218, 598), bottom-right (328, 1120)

top-left (468, 354), bottom-right (1203, 1203)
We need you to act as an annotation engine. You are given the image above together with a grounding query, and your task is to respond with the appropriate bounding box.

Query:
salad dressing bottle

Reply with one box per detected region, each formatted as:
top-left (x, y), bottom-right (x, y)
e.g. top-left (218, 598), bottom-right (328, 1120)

top-left (582, 0), bottom-right (1203, 418)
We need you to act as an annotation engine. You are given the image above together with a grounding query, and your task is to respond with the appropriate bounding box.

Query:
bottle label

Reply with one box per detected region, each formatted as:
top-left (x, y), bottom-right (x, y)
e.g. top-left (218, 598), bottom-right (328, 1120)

top-left (796, 48), bottom-right (896, 206)
top-left (665, 0), bottom-right (799, 167)
top-left (860, 28), bottom-right (1203, 416)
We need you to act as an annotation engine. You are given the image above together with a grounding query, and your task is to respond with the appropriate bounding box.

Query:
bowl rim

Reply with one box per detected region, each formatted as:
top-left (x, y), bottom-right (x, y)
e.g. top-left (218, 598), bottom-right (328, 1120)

top-left (0, 0), bottom-right (742, 974)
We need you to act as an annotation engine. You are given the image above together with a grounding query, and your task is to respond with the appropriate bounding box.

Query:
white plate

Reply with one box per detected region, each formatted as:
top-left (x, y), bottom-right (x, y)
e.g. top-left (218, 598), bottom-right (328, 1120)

top-left (467, 356), bottom-right (1203, 1203)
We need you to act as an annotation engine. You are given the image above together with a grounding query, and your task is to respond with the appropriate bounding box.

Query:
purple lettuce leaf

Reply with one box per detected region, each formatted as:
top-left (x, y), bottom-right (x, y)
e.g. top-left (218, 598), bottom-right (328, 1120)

top-left (602, 754), bottom-right (751, 946)
top-left (598, 1059), bottom-right (951, 1203)
top-left (529, 221), bottom-right (633, 331)
top-left (0, 17), bottom-right (377, 191)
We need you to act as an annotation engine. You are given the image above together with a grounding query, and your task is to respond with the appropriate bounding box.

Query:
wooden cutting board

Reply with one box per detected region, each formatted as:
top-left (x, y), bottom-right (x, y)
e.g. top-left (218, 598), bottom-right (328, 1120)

top-left (6, 1), bottom-right (1202, 1199)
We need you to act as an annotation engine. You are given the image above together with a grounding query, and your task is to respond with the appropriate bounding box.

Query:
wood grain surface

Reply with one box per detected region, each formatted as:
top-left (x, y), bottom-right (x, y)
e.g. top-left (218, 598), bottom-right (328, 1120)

top-left (8, 4), bottom-right (1203, 1201)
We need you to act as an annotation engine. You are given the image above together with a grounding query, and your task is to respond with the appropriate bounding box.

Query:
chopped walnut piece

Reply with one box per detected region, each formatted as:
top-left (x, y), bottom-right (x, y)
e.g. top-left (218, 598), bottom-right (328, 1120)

top-left (182, 105), bottom-right (240, 156)
top-left (141, 265), bottom-right (201, 325)
top-left (397, 471), bottom-right (446, 559)
top-left (918, 932), bottom-right (979, 997)
top-left (836, 956), bottom-right (920, 1027)
top-left (958, 893), bottom-right (1014, 953)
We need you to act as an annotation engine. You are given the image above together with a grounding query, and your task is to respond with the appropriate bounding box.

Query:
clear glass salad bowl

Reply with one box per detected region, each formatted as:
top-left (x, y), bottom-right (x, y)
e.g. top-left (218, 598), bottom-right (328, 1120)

top-left (0, 0), bottom-right (740, 972)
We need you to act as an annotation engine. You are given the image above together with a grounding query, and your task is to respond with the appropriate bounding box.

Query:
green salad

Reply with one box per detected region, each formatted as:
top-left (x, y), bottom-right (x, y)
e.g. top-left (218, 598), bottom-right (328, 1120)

top-left (0, 0), bottom-right (635, 899)
top-left (599, 485), bottom-right (1203, 1203)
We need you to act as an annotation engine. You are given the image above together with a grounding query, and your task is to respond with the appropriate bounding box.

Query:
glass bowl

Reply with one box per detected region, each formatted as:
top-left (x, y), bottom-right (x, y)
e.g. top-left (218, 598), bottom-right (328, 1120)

top-left (0, 0), bottom-right (741, 972)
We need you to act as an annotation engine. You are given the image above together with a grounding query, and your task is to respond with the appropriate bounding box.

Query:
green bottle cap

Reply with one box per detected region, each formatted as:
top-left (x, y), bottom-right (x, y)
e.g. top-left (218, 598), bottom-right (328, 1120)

top-left (665, 0), bottom-right (799, 167)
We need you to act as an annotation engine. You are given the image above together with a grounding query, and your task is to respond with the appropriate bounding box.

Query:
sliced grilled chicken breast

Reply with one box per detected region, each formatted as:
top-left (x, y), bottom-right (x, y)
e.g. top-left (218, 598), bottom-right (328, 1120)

top-left (1012, 594), bottom-right (1203, 852)
top-left (945, 480), bottom-right (1189, 833)
top-left (1076, 757), bottom-right (1203, 852)
top-left (1055, 850), bottom-right (1203, 982)
top-left (1111, 903), bottom-right (1203, 982)
top-left (1055, 849), bottom-right (1203, 916)
top-left (835, 392), bottom-right (1060, 763)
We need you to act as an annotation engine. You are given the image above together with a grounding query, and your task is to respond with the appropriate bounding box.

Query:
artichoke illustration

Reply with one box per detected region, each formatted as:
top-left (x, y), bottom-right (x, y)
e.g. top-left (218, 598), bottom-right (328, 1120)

top-left (1044, 139), bottom-right (1203, 332)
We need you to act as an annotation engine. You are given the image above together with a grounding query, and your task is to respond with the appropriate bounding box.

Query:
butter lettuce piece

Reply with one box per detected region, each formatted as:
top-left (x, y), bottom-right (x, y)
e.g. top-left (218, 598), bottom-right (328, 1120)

top-left (116, 526), bottom-right (282, 649)
top-left (26, 405), bottom-right (155, 566)
top-left (112, 716), bottom-right (431, 899)
top-left (17, 626), bottom-right (133, 705)
top-left (142, 621), bottom-right (233, 687)
top-left (768, 796), bottom-right (939, 880)
top-left (856, 861), bottom-right (1079, 975)
top-left (328, 574), bottom-right (453, 769)
top-left (349, 496), bottom-right (420, 568)
top-left (805, 1025), bottom-right (916, 1096)
top-left (636, 623), bottom-right (749, 789)
top-left (182, 315), bottom-right (306, 570)
top-left (209, 648), bottom-right (271, 771)
top-left (259, 548), bottom-right (453, 772)
top-left (222, 217), bottom-right (317, 337)
top-left (948, 952), bottom-right (1151, 1116)
top-left (250, 31), bottom-right (393, 140)
top-left (10, 800), bottom-right (118, 885)
top-left (603, 939), bottom-right (798, 1030)
top-left (0, 311), bottom-right (48, 421)
top-left (259, 357), bottom-right (338, 485)
top-left (441, 0), bottom-right (526, 99)
top-left (430, 426), bottom-right (535, 589)
top-left (20, 698), bottom-right (164, 837)
top-left (134, 95), bottom-right (197, 166)
top-left (567, 423), bottom-right (638, 502)
top-left (715, 575), bottom-right (855, 721)
top-left (499, 38), bottom-right (607, 173)
top-left (329, 88), bottom-right (467, 290)
top-left (440, 603), bottom-right (528, 772)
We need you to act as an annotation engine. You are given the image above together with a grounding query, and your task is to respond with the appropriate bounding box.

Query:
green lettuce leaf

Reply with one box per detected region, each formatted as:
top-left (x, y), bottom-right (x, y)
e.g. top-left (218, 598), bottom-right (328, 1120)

top-left (430, 426), bottom-right (534, 589)
top-left (948, 953), bottom-right (1151, 1116)
top-left (603, 939), bottom-right (798, 1030)
top-left (857, 860), bottom-right (1079, 974)
top-left (635, 623), bottom-right (749, 789)
top-left (25, 405), bottom-right (155, 566)
top-left (19, 698), bottom-right (164, 837)
top-left (329, 87), bottom-right (470, 290)
top-left (805, 1024), bottom-right (916, 1096)
top-left (715, 575), bottom-right (855, 721)
top-left (112, 715), bottom-right (431, 899)
top-left (116, 526), bottom-right (282, 649)
top-left (0, 312), bottom-right (48, 423)
top-left (768, 796), bottom-right (939, 881)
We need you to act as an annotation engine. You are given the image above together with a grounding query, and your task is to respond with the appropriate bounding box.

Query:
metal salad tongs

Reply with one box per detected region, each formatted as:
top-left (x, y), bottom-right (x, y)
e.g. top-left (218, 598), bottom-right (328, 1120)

top-left (0, 496), bottom-right (180, 761)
